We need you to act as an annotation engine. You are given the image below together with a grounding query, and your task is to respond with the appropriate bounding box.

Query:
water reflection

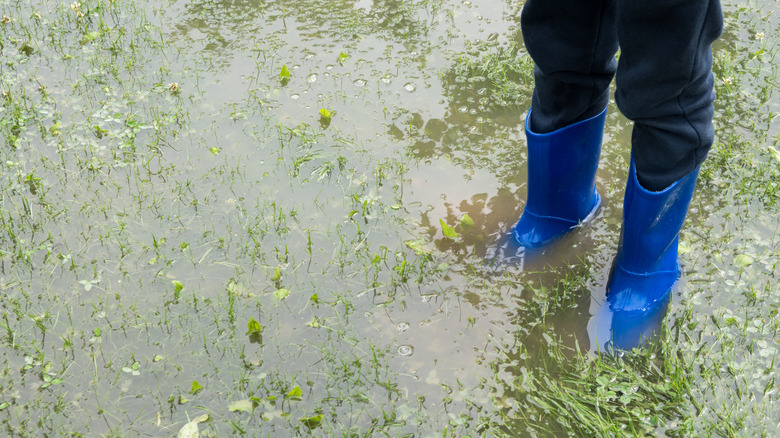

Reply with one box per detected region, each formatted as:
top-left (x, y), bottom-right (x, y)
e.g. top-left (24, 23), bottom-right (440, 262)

top-left (168, 0), bottom-right (442, 53)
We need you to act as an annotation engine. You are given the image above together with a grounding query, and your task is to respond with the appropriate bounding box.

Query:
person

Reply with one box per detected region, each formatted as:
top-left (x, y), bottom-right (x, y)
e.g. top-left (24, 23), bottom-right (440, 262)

top-left (512, 1), bottom-right (723, 327)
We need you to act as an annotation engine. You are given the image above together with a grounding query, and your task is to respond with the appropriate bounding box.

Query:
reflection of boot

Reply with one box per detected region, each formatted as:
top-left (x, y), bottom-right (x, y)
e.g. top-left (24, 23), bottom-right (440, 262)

top-left (607, 159), bottom-right (700, 313)
top-left (513, 108), bottom-right (606, 247)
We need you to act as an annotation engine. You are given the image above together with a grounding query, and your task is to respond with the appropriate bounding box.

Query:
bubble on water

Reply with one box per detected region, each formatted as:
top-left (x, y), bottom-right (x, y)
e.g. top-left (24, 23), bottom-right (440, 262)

top-left (353, 78), bottom-right (367, 87)
top-left (326, 64), bottom-right (335, 70)
top-left (307, 73), bottom-right (318, 83)
top-left (290, 94), bottom-right (300, 100)
top-left (458, 106), bottom-right (469, 113)
top-left (397, 322), bottom-right (410, 332)
top-left (381, 75), bottom-right (392, 84)
top-left (397, 345), bottom-right (414, 356)
top-left (403, 82), bottom-right (416, 93)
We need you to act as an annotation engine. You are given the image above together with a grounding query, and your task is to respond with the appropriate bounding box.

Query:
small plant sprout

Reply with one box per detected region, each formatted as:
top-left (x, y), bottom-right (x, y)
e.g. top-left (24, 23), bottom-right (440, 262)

top-left (439, 219), bottom-right (460, 240)
top-left (301, 414), bottom-right (324, 430)
top-left (767, 146), bottom-right (780, 163)
top-left (460, 213), bottom-right (474, 228)
top-left (177, 414), bottom-right (209, 438)
top-left (172, 280), bottom-right (184, 300)
top-left (168, 82), bottom-right (179, 94)
top-left (319, 108), bottom-right (332, 128)
top-left (2, 15), bottom-right (10, 24)
top-left (273, 288), bottom-right (290, 300)
top-left (286, 386), bottom-right (303, 401)
top-left (246, 317), bottom-right (263, 336)
top-left (280, 65), bottom-right (291, 85)
top-left (228, 399), bottom-right (255, 413)
top-left (189, 381), bottom-right (203, 395)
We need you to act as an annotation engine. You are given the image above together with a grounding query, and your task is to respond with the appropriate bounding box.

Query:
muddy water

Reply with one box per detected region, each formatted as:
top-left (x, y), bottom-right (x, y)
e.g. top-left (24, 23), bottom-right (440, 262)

top-left (1, 0), bottom-right (779, 435)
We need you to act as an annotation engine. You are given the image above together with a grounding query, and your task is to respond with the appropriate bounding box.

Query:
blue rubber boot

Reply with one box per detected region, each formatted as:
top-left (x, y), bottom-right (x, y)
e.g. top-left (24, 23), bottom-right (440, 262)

top-left (513, 107), bottom-right (606, 247)
top-left (607, 158), bottom-right (700, 313)
top-left (608, 292), bottom-right (671, 352)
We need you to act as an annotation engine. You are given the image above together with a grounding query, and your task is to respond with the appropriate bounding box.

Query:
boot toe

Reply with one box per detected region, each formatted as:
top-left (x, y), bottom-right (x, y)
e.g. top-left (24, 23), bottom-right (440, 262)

top-left (512, 211), bottom-right (578, 248)
top-left (607, 266), bottom-right (679, 313)
top-left (512, 193), bottom-right (601, 248)
top-left (607, 292), bottom-right (671, 352)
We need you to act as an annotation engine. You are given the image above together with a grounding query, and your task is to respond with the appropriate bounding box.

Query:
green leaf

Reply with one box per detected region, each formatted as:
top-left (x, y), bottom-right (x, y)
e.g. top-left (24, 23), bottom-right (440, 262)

top-left (82, 31), bottom-right (102, 43)
top-left (767, 146), bottom-right (780, 164)
top-left (177, 414), bottom-right (209, 438)
top-left (286, 386), bottom-right (303, 401)
top-left (338, 52), bottom-right (350, 63)
top-left (460, 214), bottom-right (474, 228)
top-left (439, 219), bottom-right (460, 239)
top-left (319, 108), bottom-right (332, 119)
top-left (301, 414), bottom-right (324, 429)
top-left (735, 254), bottom-right (754, 268)
top-left (0, 402), bottom-right (11, 411)
top-left (310, 293), bottom-right (319, 304)
top-left (280, 65), bottom-right (291, 79)
top-left (273, 288), bottom-right (290, 300)
top-left (228, 399), bottom-right (255, 413)
top-left (19, 42), bottom-right (35, 56)
top-left (172, 280), bottom-right (184, 293)
top-left (189, 380), bottom-right (203, 395)
top-left (153, 354), bottom-right (165, 362)
top-left (405, 239), bottom-right (430, 255)
top-left (209, 147), bottom-right (221, 155)
top-left (246, 317), bottom-right (263, 335)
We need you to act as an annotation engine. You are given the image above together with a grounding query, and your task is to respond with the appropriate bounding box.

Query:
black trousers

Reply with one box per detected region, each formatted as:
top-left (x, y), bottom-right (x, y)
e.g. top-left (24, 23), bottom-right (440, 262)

top-left (521, 0), bottom-right (723, 190)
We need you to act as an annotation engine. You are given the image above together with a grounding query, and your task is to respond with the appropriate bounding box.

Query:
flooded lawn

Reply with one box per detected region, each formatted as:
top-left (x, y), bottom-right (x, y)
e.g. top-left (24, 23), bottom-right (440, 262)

top-left (1, 0), bottom-right (779, 436)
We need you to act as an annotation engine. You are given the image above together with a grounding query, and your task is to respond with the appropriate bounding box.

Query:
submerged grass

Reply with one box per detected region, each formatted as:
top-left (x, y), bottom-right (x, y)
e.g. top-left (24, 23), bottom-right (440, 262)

top-left (0, 0), bottom-right (779, 436)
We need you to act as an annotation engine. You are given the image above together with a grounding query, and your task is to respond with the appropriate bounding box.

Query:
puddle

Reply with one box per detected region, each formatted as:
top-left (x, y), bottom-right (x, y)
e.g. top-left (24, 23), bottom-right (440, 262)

top-left (0, 0), bottom-right (778, 436)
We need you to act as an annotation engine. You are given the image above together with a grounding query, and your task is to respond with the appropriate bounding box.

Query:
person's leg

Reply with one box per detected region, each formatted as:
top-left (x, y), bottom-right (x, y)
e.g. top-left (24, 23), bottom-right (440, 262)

top-left (514, 0), bottom-right (618, 247)
top-left (607, 0), bottom-right (723, 312)
top-left (521, 0), bottom-right (618, 133)
top-left (615, 0), bottom-right (723, 191)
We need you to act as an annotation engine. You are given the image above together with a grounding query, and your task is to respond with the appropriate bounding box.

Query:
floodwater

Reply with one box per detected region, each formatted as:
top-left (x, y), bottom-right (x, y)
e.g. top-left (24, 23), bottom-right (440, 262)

top-left (1, 0), bottom-right (779, 436)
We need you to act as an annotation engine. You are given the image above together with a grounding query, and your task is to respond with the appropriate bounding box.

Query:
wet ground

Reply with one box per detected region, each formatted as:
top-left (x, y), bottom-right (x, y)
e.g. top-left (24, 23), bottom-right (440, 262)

top-left (1, 0), bottom-right (779, 436)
